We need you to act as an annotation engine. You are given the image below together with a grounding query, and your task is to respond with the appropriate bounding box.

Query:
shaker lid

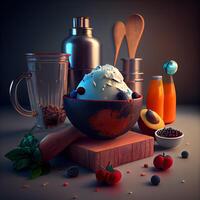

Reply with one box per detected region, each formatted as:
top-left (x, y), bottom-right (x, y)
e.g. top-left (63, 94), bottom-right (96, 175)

top-left (72, 16), bottom-right (91, 28)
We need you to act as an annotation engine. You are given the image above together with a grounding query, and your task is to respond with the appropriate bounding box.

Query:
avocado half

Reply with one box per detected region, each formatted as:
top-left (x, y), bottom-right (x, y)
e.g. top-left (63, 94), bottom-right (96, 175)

top-left (138, 109), bottom-right (165, 137)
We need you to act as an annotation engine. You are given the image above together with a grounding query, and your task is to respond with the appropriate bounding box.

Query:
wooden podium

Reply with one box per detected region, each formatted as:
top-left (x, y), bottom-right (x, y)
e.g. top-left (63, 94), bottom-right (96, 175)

top-left (67, 131), bottom-right (154, 171)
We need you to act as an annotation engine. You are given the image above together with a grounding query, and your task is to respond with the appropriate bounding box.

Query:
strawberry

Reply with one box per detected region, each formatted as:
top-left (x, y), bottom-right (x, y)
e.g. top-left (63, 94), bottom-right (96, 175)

top-left (95, 162), bottom-right (122, 185)
top-left (153, 153), bottom-right (173, 170)
top-left (96, 169), bottom-right (109, 182)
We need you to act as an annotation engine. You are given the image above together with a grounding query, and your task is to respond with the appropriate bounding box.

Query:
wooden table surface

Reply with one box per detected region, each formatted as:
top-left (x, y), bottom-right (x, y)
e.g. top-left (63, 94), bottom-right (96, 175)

top-left (0, 106), bottom-right (200, 200)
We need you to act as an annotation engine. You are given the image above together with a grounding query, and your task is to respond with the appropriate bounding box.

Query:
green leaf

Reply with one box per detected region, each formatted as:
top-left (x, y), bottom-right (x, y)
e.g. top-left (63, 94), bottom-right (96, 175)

top-left (106, 162), bottom-right (114, 172)
top-left (13, 158), bottom-right (31, 170)
top-left (33, 148), bottom-right (42, 162)
top-left (19, 133), bottom-right (39, 148)
top-left (22, 146), bottom-right (34, 154)
top-left (5, 148), bottom-right (27, 161)
top-left (30, 166), bottom-right (42, 179)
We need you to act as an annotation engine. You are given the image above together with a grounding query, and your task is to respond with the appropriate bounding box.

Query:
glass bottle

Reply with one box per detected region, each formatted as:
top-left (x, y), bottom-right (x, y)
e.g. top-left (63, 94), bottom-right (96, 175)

top-left (163, 75), bottom-right (176, 124)
top-left (146, 76), bottom-right (164, 119)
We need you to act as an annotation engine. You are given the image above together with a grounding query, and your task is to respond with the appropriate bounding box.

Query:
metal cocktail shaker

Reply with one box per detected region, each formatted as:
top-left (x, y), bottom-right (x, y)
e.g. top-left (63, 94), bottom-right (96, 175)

top-left (62, 16), bottom-right (101, 91)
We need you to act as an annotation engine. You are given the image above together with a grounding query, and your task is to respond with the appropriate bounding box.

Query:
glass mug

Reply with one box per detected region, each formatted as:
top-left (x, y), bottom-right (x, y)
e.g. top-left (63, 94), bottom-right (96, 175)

top-left (9, 53), bottom-right (70, 128)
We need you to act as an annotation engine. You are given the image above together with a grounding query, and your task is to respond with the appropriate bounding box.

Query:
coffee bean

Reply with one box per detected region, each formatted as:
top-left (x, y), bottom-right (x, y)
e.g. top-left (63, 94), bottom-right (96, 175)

top-left (41, 105), bottom-right (66, 128)
top-left (157, 128), bottom-right (182, 138)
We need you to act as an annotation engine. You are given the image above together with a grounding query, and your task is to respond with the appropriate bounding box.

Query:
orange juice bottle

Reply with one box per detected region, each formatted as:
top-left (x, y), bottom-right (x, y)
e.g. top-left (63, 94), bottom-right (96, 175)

top-left (163, 75), bottom-right (176, 124)
top-left (146, 76), bottom-right (164, 119)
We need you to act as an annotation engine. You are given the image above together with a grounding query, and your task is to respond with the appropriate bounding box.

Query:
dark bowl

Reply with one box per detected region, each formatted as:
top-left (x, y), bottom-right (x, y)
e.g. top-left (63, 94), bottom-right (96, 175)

top-left (63, 95), bottom-right (143, 139)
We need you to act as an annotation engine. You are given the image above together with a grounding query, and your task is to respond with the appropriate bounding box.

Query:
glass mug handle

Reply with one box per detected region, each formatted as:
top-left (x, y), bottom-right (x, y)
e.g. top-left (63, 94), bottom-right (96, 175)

top-left (9, 72), bottom-right (36, 117)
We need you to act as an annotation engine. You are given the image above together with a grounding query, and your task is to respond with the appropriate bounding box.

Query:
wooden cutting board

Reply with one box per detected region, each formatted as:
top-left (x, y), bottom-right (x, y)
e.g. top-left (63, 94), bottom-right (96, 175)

top-left (66, 131), bottom-right (154, 171)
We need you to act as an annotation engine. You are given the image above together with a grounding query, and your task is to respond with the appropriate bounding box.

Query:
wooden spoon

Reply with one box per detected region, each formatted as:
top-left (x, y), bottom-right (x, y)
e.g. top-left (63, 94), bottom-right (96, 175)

top-left (125, 14), bottom-right (145, 58)
top-left (113, 21), bottom-right (126, 66)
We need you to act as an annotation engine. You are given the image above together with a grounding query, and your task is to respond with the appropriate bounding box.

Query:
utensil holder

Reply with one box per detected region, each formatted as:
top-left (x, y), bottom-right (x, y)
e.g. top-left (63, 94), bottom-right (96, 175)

top-left (121, 58), bottom-right (143, 94)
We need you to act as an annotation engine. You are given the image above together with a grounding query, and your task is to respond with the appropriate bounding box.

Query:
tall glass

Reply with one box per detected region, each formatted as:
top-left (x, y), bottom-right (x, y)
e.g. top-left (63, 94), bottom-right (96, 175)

top-left (9, 53), bottom-right (70, 128)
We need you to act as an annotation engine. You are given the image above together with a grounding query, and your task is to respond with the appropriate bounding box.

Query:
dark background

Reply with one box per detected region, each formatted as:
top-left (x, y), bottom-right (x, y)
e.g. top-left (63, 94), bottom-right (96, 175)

top-left (1, 0), bottom-right (200, 106)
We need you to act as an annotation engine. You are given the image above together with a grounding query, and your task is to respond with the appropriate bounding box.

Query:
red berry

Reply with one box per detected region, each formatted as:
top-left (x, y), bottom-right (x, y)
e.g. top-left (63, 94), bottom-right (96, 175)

top-left (95, 162), bottom-right (122, 185)
top-left (153, 153), bottom-right (173, 170)
top-left (63, 182), bottom-right (69, 187)
top-left (105, 170), bottom-right (122, 185)
top-left (95, 169), bottom-right (108, 182)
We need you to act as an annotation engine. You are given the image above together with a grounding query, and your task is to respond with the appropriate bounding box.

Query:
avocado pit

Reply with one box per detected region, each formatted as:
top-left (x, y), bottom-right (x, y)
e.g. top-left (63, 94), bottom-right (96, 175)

top-left (138, 109), bottom-right (165, 137)
top-left (146, 109), bottom-right (159, 124)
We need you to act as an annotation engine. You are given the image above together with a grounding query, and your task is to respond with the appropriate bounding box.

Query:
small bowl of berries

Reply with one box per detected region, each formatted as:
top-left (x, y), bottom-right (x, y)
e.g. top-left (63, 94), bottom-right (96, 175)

top-left (155, 127), bottom-right (184, 148)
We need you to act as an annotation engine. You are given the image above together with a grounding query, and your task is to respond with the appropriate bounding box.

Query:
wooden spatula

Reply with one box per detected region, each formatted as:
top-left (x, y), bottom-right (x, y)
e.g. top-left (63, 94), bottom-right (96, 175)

top-left (125, 14), bottom-right (145, 58)
top-left (113, 21), bottom-right (126, 66)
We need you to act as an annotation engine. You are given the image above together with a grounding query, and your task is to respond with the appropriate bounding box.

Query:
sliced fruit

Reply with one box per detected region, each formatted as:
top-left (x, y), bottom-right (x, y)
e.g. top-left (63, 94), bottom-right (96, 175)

top-left (138, 109), bottom-right (165, 136)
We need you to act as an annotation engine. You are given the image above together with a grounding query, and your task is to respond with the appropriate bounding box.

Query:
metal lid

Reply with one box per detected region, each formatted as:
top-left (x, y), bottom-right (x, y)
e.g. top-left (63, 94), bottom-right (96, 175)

top-left (152, 75), bottom-right (162, 80)
top-left (72, 16), bottom-right (91, 28)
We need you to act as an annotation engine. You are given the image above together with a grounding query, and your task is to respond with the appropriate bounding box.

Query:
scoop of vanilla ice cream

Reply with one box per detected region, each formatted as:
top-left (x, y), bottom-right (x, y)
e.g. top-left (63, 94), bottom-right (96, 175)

top-left (76, 64), bottom-right (132, 100)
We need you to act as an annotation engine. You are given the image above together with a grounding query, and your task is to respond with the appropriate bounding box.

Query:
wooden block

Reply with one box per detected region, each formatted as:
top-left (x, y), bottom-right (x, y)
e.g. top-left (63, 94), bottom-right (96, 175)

top-left (67, 131), bottom-right (154, 171)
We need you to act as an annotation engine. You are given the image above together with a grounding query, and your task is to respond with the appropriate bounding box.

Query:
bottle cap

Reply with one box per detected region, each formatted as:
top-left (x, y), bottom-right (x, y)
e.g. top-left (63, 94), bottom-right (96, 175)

top-left (72, 17), bottom-right (91, 28)
top-left (152, 75), bottom-right (162, 80)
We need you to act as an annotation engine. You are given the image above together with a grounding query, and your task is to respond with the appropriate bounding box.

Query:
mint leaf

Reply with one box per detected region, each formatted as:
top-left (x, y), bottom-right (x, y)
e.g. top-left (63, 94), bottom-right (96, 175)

top-left (33, 148), bottom-right (42, 162)
top-left (5, 148), bottom-right (27, 161)
top-left (30, 166), bottom-right (42, 179)
top-left (19, 133), bottom-right (39, 148)
top-left (13, 158), bottom-right (31, 170)
top-left (22, 146), bottom-right (33, 154)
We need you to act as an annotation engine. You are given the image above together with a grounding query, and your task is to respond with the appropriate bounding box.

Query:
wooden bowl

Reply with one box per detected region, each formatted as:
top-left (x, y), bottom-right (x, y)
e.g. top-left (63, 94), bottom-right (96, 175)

top-left (63, 95), bottom-right (143, 139)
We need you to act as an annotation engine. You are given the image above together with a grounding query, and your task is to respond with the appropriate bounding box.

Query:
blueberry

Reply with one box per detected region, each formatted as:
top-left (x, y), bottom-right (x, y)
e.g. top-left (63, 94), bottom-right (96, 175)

top-left (132, 92), bottom-right (141, 99)
top-left (117, 91), bottom-right (129, 100)
top-left (181, 151), bottom-right (189, 159)
top-left (66, 166), bottom-right (79, 178)
top-left (70, 90), bottom-right (77, 98)
top-left (77, 87), bottom-right (85, 95)
top-left (151, 175), bottom-right (160, 186)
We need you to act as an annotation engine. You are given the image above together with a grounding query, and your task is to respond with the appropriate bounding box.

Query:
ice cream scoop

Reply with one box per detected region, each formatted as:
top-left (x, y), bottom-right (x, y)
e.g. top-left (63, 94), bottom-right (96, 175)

top-left (76, 64), bottom-right (133, 100)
